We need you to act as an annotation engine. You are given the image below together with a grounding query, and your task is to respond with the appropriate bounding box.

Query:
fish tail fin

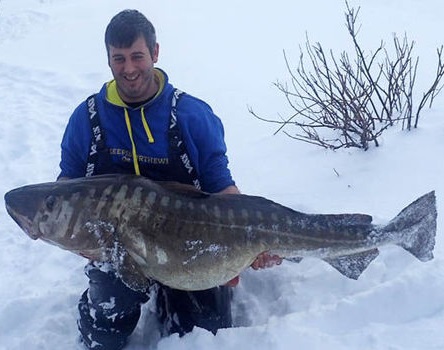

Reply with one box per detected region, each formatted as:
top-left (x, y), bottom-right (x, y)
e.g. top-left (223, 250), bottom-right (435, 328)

top-left (385, 191), bottom-right (437, 261)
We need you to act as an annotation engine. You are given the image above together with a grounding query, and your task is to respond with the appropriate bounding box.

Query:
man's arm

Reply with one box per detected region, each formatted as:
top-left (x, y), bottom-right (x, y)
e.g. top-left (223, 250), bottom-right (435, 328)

top-left (217, 185), bottom-right (240, 195)
top-left (57, 176), bottom-right (71, 181)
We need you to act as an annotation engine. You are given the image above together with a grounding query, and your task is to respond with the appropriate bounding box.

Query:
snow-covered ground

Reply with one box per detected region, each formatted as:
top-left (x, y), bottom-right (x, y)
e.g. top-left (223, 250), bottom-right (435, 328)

top-left (1, 0), bottom-right (444, 349)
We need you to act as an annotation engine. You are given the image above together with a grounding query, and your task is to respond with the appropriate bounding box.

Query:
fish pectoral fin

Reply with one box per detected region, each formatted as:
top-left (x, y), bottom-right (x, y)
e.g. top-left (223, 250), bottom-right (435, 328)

top-left (113, 247), bottom-right (152, 292)
top-left (323, 248), bottom-right (379, 280)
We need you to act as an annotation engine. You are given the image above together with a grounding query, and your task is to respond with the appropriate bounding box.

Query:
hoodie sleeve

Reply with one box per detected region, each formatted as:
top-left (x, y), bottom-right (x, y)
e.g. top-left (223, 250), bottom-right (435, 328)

top-left (177, 95), bottom-right (236, 193)
top-left (58, 102), bottom-right (91, 179)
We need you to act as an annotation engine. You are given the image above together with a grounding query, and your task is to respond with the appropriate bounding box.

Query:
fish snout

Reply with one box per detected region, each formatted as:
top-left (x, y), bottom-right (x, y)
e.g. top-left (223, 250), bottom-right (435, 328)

top-left (4, 189), bottom-right (42, 240)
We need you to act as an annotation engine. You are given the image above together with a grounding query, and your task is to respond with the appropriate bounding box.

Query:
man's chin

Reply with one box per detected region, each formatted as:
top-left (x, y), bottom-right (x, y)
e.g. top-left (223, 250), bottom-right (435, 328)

top-left (117, 86), bottom-right (143, 102)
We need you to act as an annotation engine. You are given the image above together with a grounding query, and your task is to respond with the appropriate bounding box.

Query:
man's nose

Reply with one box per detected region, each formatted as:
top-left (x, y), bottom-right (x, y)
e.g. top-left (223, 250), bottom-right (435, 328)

top-left (122, 60), bottom-right (137, 74)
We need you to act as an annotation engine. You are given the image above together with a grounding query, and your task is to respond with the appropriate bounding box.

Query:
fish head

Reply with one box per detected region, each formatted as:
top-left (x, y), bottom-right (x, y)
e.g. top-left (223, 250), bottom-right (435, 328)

top-left (4, 177), bottom-right (123, 261)
top-left (5, 182), bottom-right (69, 241)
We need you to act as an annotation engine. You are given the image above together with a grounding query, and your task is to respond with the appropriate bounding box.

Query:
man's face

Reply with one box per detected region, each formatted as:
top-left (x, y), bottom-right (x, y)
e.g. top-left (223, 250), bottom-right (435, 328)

top-left (108, 36), bottom-right (159, 103)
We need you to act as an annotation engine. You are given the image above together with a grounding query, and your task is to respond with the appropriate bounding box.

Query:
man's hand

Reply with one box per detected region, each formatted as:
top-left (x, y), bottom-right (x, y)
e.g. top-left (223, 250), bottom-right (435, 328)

top-left (224, 253), bottom-right (282, 287)
top-left (225, 276), bottom-right (240, 287)
top-left (251, 252), bottom-right (283, 270)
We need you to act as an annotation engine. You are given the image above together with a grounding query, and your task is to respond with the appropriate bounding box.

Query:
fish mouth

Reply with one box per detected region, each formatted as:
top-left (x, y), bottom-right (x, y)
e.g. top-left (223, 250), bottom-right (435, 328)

top-left (4, 190), bottom-right (42, 240)
top-left (5, 204), bottom-right (41, 239)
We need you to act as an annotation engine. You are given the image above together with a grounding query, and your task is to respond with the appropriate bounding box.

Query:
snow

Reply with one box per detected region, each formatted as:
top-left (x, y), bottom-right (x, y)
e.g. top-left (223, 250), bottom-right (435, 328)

top-left (1, 0), bottom-right (444, 349)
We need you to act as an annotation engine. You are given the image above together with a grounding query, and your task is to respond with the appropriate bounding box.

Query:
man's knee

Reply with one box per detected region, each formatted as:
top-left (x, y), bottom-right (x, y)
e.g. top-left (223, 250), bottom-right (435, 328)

top-left (78, 290), bottom-right (138, 350)
top-left (157, 285), bottom-right (233, 336)
top-left (77, 263), bottom-right (149, 349)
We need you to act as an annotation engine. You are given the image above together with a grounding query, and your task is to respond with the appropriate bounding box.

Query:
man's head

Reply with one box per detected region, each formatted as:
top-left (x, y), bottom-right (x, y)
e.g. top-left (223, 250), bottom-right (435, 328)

top-left (105, 10), bottom-right (160, 103)
top-left (105, 9), bottom-right (157, 59)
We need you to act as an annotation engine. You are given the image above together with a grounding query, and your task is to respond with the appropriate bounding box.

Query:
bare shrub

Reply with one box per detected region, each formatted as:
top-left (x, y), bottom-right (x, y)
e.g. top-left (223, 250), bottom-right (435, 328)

top-left (250, 2), bottom-right (444, 150)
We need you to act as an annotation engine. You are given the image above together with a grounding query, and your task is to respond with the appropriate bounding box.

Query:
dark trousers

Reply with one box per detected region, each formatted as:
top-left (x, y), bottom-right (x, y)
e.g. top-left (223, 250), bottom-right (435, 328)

top-left (77, 262), bottom-right (233, 350)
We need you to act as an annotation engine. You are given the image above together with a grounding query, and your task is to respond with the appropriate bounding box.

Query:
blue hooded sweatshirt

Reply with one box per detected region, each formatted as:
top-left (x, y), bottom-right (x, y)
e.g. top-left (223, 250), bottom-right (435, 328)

top-left (59, 68), bottom-right (235, 193)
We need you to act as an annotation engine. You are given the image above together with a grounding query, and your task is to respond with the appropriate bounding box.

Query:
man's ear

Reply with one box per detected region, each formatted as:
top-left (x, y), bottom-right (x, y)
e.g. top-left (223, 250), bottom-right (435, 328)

top-left (152, 43), bottom-right (159, 63)
top-left (106, 47), bottom-right (111, 67)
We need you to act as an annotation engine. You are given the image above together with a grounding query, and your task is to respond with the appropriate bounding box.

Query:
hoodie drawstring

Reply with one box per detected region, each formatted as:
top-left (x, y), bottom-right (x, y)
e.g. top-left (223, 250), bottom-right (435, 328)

top-left (141, 107), bottom-right (154, 143)
top-left (124, 107), bottom-right (154, 175)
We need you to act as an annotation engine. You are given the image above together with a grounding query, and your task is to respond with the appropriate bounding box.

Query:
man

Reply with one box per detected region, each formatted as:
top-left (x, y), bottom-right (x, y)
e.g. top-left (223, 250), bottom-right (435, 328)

top-left (58, 9), bottom-right (281, 350)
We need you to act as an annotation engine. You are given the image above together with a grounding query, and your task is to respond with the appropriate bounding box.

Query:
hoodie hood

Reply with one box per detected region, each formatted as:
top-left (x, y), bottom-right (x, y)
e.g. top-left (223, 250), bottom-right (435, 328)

top-left (105, 68), bottom-right (167, 108)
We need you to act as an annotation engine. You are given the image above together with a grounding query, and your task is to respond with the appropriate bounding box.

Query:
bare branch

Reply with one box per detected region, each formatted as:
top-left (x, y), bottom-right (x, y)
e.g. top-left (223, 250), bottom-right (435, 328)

top-left (250, 1), bottom-right (444, 150)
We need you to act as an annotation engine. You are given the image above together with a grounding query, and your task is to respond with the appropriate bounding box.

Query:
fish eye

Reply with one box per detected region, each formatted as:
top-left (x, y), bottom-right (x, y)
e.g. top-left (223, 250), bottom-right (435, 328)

top-left (45, 196), bottom-right (56, 211)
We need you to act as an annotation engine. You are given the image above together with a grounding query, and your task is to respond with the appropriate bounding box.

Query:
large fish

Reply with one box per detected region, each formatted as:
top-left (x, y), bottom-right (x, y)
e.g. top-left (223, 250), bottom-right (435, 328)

top-left (4, 174), bottom-right (437, 291)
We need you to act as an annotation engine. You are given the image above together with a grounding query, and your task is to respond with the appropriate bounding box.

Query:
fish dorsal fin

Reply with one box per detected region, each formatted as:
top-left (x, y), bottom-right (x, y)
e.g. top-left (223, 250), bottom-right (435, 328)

top-left (157, 181), bottom-right (210, 199)
top-left (323, 248), bottom-right (379, 280)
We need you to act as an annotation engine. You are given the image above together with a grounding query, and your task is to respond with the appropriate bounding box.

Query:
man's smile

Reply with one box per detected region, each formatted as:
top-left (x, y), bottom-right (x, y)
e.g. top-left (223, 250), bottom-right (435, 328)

top-left (124, 74), bottom-right (140, 82)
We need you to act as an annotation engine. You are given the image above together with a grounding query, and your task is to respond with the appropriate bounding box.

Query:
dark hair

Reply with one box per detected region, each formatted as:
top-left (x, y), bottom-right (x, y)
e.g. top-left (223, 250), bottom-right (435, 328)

top-left (105, 9), bottom-right (157, 57)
